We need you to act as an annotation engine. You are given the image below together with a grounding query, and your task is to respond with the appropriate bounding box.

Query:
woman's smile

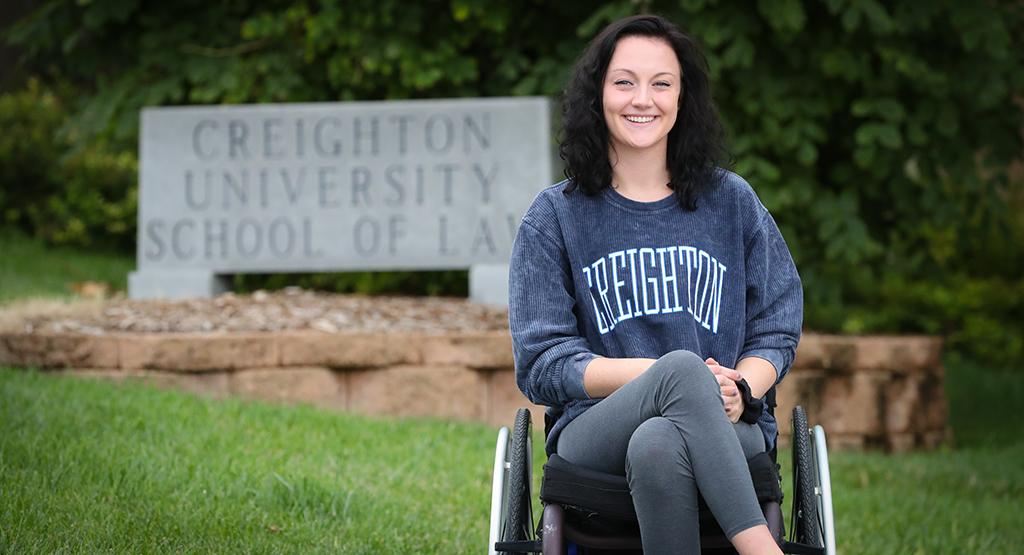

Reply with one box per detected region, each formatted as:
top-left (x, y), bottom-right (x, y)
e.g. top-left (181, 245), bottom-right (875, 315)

top-left (623, 115), bottom-right (657, 124)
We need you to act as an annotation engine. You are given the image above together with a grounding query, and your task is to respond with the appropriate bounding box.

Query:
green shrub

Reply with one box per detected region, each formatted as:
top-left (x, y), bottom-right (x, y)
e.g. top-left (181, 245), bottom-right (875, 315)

top-left (0, 80), bottom-right (64, 230)
top-left (0, 82), bottom-right (138, 251)
top-left (233, 270), bottom-right (469, 298)
top-left (42, 144), bottom-right (137, 250)
top-left (839, 275), bottom-right (1024, 366)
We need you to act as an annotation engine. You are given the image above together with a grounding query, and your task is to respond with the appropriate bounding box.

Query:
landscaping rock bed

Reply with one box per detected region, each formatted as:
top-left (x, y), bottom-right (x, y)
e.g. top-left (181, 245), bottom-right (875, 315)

top-left (5, 289), bottom-right (508, 335)
top-left (0, 291), bottom-right (950, 451)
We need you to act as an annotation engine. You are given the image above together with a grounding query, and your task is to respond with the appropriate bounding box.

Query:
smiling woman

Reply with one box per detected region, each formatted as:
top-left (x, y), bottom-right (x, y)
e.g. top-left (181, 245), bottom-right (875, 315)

top-left (508, 13), bottom-right (800, 555)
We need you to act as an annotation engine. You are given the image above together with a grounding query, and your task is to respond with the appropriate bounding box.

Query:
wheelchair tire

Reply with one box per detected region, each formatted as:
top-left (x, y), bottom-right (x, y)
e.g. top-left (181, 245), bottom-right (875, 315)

top-left (791, 406), bottom-right (822, 547)
top-left (500, 408), bottom-right (535, 554)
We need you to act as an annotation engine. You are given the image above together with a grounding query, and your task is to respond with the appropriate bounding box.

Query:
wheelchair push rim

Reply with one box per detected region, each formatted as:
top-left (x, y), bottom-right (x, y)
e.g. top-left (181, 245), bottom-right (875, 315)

top-left (488, 426), bottom-right (510, 555)
top-left (812, 425), bottom-right (836, 555)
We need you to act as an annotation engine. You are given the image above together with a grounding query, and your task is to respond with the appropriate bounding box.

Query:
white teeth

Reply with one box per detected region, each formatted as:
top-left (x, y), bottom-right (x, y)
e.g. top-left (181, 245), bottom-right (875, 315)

top-left (625, 116), bottom-right (655, 123)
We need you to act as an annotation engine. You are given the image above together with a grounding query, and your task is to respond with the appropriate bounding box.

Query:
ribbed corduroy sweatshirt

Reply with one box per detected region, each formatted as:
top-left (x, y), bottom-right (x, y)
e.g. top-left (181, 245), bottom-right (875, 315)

top-left (508, 171), bottom-right (803, 455)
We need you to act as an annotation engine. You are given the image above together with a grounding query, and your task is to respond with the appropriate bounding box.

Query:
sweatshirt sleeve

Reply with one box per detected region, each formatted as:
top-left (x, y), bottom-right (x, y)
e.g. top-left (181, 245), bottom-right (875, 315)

top-left (508, 216), bottom-right (595, 407)
top-left (740, 211), bottom-right (803, 383)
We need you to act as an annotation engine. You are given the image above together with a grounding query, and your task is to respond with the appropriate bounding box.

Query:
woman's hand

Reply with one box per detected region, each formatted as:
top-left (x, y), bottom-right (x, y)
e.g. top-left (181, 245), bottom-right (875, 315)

top-left (705, 357), bottom-right (744, 423)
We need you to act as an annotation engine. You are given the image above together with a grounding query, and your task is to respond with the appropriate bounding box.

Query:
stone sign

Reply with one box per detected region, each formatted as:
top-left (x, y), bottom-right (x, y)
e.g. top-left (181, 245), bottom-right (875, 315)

top-left (128, 97), bottom-right (553, 303)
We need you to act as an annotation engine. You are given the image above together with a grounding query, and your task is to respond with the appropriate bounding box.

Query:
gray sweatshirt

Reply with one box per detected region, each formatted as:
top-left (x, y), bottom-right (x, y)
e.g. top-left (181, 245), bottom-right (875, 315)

top-left (508, 171), bottom-right (803, 454)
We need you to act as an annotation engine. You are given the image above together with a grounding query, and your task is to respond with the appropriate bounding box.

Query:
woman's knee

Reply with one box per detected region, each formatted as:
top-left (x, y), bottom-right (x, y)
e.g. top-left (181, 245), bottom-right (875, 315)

top-left (625, 417), bottom-right (691, 485)
top-left (654, 349), bottom-right (705, 373)
top-left (647, 350), bottom-right (720, 399)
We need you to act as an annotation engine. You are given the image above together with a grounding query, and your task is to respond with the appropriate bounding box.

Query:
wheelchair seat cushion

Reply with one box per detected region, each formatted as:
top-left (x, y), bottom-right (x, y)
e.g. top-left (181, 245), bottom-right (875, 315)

top-left (539, 451), bottom-right (783, 523)
top-left (540, 453), bottom-right (637, 520)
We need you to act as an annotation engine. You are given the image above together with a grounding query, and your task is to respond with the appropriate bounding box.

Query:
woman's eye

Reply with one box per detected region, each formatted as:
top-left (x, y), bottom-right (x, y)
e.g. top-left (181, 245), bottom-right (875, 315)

top-left (654, 81), bottom-right (672, 88)
top-left (614, 79), bottom-right (633, 86)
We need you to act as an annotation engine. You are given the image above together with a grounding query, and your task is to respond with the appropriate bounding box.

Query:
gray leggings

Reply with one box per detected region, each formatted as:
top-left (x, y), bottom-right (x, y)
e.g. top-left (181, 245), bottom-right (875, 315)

top-left (556, 350), bottom-right (767, 553)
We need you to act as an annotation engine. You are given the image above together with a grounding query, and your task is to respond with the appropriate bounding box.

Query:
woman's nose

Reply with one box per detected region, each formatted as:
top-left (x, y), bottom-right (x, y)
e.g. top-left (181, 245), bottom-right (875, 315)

top-left (632, 86), bottom-right (653, 108)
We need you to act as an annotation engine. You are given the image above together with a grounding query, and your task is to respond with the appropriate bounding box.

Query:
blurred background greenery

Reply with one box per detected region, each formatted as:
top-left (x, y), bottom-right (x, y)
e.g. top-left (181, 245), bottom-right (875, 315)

top-left (1, 0), bottom-right (1022, 366)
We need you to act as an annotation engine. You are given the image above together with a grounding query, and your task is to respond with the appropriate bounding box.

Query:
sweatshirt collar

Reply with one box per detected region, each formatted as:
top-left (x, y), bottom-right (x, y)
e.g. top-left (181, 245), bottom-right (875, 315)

top-left (601, 186), bottom-right (679, 212)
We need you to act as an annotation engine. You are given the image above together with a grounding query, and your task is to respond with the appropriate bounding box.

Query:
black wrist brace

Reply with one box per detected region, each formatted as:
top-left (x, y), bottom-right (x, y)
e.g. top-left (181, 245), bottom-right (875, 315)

top-left (735, 378), bottom-right (765, 425)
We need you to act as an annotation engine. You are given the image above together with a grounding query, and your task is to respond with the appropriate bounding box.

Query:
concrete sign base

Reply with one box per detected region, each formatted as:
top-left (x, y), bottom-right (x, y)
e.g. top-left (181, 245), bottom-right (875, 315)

top-left (129, 270), bottom-right (231, 300)
top-left (129, 265), bottom-right (508, 304)
top-left (469, 263), bottom-right (509, 306)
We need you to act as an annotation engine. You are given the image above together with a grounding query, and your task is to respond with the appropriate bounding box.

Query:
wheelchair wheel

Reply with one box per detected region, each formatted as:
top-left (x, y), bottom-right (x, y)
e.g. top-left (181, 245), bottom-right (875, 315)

top-left (791, 406), bottom-right (822, 547)
top-left (501, 408), bottom-right (536, 554)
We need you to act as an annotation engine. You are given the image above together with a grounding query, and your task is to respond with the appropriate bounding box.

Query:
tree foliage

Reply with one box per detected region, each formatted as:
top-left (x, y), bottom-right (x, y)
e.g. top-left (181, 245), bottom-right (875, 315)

top-left (3, 0), bottom-right (1023, 362)
top-left (5, 0), bottom-right (598, 142)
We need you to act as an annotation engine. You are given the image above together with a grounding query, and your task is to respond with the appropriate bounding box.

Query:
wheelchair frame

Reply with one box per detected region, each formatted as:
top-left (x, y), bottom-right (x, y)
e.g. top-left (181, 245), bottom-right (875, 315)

top-left (488, 406), bottom-right (835, 555)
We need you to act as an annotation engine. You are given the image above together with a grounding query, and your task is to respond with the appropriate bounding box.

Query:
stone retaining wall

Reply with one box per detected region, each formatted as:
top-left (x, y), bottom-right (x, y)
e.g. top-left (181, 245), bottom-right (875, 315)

top-left (0, 330), bottom-right (948, 451)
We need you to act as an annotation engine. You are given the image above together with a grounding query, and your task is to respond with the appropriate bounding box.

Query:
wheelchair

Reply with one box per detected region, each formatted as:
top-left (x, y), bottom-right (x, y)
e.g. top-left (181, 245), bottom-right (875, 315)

top-left (488, 405), bottom-right (835, 555)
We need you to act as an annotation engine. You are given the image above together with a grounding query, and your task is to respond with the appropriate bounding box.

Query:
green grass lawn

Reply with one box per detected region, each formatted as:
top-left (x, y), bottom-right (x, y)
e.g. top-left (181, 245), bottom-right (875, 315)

top-left (0, 369), bottom-right (497, 553)
top-left (1, 362), bottom-right (1022, 554)
top-left (0, 229), bottom-right (134, 304)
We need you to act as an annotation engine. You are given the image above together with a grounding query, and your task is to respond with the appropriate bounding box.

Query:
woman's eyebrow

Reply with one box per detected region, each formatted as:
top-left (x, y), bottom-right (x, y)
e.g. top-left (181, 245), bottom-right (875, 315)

top-left (607, 68), bottom-right (678, 78)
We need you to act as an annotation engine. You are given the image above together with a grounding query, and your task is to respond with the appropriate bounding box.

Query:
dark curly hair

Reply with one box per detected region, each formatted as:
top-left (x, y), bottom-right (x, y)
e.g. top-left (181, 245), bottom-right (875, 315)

top-left (559, 14), bottom-right (729, 210)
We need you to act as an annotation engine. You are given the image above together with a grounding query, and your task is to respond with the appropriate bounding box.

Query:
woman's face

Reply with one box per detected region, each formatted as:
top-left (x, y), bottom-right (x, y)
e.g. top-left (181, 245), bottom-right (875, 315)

top-left (602, 36), bottom-right (682, 156)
